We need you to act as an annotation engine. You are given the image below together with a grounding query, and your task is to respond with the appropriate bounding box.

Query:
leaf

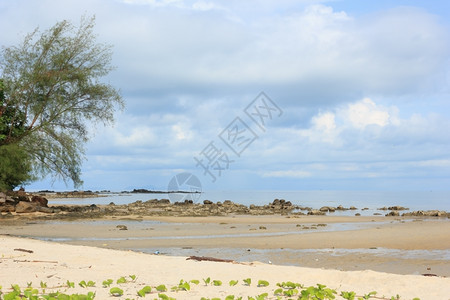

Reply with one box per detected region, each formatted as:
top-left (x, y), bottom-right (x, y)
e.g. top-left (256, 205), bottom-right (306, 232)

top-left (213, 280), bottom-right (222, 286)
top-left (257, 280), bottom-right (269, 287)
top-left (117, 276), bottom-right (127, 284)
top-left (110, 287), bottom-right (124, 296)
top-left (243, 278), bottom-right (251, 286)
top-left (225, 296), bottom-right (235, 300)
top-left (190, 279), bottom-right (200, 285)
top-left (102, 279), bottom-right (113, 287)
top-left (158, 294), bottom-right (169, 300)
top-left (138, 285), bottom-right (152, 297)
top-left (87, 280), bottom-right (96, 287)
top-left (229, 280), bottom-right (238, 286)
top-left (156, 284), bottom-right (167, 292)
top-left (79, 280), bottom-right (87, 288)
top-left (274, 288), bottom-right (283, 295)
top-left (67, 280), bottom-right (75, 288)
top-left (203, 277), bottom-right (211, 285)
top-left (129, 274), bottom-right (137, 281)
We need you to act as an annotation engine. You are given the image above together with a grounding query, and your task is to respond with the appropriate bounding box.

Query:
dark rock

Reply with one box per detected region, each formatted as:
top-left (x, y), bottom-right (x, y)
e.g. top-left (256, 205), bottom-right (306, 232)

top-left (388, 206), bottom-right (409, 211)
top-left (116, 225), bottom-right (128, 230)
top-left (31, 195), bottom-right (48, 207)
top-left (386, 211), bottom-right (400, 216)
top-left (15, 201), bottom-right (38, 213)
top-left (349, 206), bottom-right (357, 210)
top-left (159, 199), bottom-right (170, 204)
top-left (259, 226), bottom-right (267, 230)
top-left (37, 206), bottom-right (54, 213)
top-left (319, 206), bottom-right (336, 212)
top-left (223, 200), bottom-right (233, 205)
top-left (203, 200), bottom-right (213, 205)
top-left (307, 210), bottom-right (326, 215)
top-left (0, 205), bottom-right (15, 213)
top-left (355, 213), bottom-right (361, 216)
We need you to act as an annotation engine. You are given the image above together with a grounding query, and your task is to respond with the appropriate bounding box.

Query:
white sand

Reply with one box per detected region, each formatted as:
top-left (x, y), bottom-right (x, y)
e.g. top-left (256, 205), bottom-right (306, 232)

top-left (0, 235), bottom-right (449, 300)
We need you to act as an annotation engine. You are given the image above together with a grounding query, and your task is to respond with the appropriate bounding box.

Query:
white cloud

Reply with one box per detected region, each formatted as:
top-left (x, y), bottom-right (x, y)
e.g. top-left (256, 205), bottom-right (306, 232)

top-left (342, 98), bottom-right (392, 129)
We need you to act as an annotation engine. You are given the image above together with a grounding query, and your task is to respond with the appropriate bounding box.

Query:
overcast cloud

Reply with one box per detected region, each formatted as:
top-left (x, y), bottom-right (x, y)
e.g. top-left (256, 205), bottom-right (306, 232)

top-left (1, 0), bottom-right (449, 191)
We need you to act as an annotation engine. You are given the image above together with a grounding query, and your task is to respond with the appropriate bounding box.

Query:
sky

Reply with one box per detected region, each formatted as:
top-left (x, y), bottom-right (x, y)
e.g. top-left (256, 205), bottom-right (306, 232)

top-left (1, 0), bottom-right (449, 192)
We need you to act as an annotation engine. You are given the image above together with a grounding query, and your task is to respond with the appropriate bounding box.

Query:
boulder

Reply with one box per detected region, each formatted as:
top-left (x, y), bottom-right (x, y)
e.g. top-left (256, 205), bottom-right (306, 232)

top-left (319, 206), bottom-right (336, 212)
top-left (203, 200), bottom-right (213, 205)
top-left (307, 210), bottom-right (326, 215)
top-left (31, 195), bottom-right (48, 207)
top-left (15, 201), bottom-right (38, 213)
top-left (386, 211), bottom-right (399, 217)
top-left (0, 205), bottom-right (15, 213)
top-left (388, 206), bottom-right (409, 211)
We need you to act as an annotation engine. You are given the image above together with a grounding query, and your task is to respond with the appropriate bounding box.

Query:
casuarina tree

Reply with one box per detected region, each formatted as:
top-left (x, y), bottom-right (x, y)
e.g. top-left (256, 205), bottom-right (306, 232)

top-left (0, 15), bottom-right (123, 190)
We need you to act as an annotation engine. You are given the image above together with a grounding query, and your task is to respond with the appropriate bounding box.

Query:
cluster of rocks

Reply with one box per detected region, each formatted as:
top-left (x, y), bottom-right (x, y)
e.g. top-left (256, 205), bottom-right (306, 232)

top-left (0, 191), bottom-right (52, 214)
top-left (1, 193), bottom-right (449, 219)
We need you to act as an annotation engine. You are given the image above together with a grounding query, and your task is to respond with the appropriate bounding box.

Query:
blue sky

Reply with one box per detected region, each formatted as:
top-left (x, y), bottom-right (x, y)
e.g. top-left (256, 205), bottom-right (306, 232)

top-left (1, 0), bottom-right (449, 192)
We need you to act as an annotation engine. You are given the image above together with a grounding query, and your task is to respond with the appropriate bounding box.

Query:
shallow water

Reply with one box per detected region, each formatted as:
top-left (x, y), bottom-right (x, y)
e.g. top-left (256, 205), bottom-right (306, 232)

top-left (48, 190), bottom-right (450, 216)
top-left (27, 221), bottom-right (386, 242)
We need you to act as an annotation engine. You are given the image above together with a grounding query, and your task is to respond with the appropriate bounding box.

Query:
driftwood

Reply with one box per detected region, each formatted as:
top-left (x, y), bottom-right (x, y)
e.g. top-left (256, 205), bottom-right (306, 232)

top-left (14, 248), bottom-right (34, 253)
top-left (13, 259), bottom-right (58, 264)
top-left (186, 255), bottom-right (236, 263)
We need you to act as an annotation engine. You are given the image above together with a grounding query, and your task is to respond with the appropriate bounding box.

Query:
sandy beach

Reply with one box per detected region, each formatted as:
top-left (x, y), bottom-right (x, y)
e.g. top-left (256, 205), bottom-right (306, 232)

top-left (1, 212), bottom-right (450, 299)
top-left (1, 233), bottom-right (449, 300)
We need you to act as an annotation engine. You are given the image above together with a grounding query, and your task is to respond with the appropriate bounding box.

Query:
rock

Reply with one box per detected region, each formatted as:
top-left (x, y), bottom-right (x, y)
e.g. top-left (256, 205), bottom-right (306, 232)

top-left (402, 210), bottom-right (449, 217)
top-left (15, 201), bottom-right (38, 213)
top-left (249, 204), bottom-right (256, 209)
top-left (388, 206), bottom-right (408, 211)
top-left (355, 213), bottom-right (361, 216)
top-left (203, 200), bottom-right (213, 205)
top-left (116, 225), bottom-right (128, 230)
top-left (0, 192), bottom-right (6, 203)
top-left (223, 200), bottom-right (233, 205)
top-left (31, 195), bottom-right (48, 207)
top-left (259, 226), bottom-right (267, 230)
top-left (319, 206), bottom-right (336, 212)
top-left (37, 206), bottom-right (54, 213)
top-left (373, 213), bottom-right (382, 215)
top-left (159, 199), bottom-right (170, 204)
top-left (386, 211), bottom-right (399, 216)
top-left (307, 210), bottom-right (326, 215)
top-left (0, 205), bottom-right (15, 213)
top-left (349, 206), bottom-right (357, 210)
top-left (336, 205), bottom-right (347, 210)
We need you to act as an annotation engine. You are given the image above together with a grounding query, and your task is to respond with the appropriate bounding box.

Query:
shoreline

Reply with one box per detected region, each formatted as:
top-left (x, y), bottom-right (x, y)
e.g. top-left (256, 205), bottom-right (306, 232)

top-left (0, 235), bottom-right (449, 300)
top-left (2, 214), bottom-right (449, 278)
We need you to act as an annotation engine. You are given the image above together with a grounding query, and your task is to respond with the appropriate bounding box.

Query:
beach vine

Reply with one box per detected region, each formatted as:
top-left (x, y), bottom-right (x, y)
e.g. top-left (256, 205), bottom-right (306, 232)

top-left (0, 277), bottom-right (422, 300)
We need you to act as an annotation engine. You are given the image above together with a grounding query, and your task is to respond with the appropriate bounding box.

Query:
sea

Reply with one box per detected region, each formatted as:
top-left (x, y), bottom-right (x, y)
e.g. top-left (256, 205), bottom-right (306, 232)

top-left (48, 190), bottom-right (450, 216)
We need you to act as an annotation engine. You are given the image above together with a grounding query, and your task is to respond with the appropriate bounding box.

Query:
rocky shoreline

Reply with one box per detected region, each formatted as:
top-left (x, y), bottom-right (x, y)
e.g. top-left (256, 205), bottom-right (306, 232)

top-left (1, 191), bottom-right (449, 220)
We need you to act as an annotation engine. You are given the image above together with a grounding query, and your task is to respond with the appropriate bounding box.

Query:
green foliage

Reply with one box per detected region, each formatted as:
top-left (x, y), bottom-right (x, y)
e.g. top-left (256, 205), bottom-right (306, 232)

top-left (137, 285), bottom-right (152, 297)
top-left (116, 276), bottom-right (127, 284)
top-left (102, 279), bottom-right (113, 287)
top-left (243, 278), bottom-right (251, 286)
top-left (257, 280), bottom-right (269, 287)
top-left (0, 144), bottom-right (34, 191)
top-left (156, 284), bottom-right (167, 292)
top-left (341, 291), bottom-right (356, 300)
top-left (66, 281), bottom-right (75, 288)
top-left (212, 280), bottom-right (222, 286)
top-left (229, 280), bottom-right (238, 286)
top-left (203, 277), bottom-right (211, 285)
top-left (0, 15), bottom-right (123, 188)
top-left (110, 287), bottom-right (123, 296)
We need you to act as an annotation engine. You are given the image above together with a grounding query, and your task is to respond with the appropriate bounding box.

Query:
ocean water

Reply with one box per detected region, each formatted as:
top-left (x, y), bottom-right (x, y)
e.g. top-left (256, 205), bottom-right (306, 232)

top-left (48, 190), bottom-right (450, 215)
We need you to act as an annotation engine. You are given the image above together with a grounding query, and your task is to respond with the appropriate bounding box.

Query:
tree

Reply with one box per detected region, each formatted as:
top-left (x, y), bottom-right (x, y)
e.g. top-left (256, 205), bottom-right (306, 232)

top-left (0, 16), bottom-right (123, 189)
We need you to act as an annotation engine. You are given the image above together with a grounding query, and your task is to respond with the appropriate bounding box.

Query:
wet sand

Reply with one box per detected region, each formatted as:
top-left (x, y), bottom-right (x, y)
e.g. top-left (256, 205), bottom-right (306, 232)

top-left (1, 215), bottom-right (449, 277)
